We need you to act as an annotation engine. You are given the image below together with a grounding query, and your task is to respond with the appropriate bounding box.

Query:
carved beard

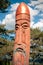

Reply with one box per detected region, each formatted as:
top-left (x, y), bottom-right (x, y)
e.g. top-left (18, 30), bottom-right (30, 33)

top-left (13, 44), bottom-right (27, 65)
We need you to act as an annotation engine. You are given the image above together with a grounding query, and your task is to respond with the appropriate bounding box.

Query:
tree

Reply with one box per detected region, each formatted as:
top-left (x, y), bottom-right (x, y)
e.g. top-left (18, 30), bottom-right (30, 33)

top-left (0, 0), bottom-right (10, 12)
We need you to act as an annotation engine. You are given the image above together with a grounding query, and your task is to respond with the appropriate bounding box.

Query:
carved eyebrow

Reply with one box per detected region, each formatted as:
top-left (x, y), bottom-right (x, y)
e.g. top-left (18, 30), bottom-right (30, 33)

top-left (15, 22), bottom-right (28, 26)
top-left (21, 22), bottom-right (28, 25)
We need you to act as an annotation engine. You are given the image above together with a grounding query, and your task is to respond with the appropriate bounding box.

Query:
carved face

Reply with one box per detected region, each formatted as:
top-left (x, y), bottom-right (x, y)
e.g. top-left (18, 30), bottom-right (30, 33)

top-left (15, 19), bottom-right (30, 45)
top-left (13, 19), bottom-right (30, 65)
top-left (13, 3), bottom-right (30, 65)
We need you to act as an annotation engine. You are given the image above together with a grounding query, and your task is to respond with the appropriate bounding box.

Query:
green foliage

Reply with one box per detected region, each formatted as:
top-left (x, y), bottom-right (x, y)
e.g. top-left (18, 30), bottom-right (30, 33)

top-left (0, 25), bottom-right (14, 34)
top-left (0, 26), bottom-right (43, 65)
top-left (0, 0), bottom-right (10, 12)
top-left (31, 28), bottom-right (41, 39)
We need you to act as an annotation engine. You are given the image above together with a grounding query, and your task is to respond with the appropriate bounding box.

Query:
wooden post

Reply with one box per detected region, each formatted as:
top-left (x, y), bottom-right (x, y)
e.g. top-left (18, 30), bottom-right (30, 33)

top-left (13, 2), bottom-right (30, 65)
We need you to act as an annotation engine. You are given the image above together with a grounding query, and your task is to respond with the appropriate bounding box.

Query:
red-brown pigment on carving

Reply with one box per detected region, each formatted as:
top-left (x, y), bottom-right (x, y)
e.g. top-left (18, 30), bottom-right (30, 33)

top-left (13, 2), bottom-right (30, 65)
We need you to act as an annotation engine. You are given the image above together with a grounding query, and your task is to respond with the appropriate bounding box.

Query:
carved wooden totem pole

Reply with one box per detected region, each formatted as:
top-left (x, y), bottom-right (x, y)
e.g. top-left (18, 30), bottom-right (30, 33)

top-left (13, 2), bottom-right (30, 65)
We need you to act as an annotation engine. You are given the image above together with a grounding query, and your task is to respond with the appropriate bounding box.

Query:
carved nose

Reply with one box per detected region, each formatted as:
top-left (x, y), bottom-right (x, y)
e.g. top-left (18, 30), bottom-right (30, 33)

top-left (15, 28), bottom-right (22, 44)
top-left (15, 27), bottom-right (25, 45)
top-left (18, 27), bottom-right (23, 44)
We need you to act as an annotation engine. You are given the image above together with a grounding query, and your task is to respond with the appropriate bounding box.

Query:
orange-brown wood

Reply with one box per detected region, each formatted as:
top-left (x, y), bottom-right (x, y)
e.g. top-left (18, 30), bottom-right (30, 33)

top-left (16, 2), bottom-right (30, 15)
top-left (13, 2), bottom-right (30, 65)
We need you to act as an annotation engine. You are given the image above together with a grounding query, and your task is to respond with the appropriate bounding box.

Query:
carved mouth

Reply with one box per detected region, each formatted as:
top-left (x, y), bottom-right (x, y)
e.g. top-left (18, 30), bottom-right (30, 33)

top-left (16, 48), bottom-right (25, 53)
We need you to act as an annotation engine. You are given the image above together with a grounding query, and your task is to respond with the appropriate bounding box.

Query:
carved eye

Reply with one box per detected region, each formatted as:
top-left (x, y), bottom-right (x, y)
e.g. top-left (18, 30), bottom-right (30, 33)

top-left (22, 24), bottom-right (29, 29)
top-left (15, 24), bottom-right (19, 30)
top-left (15, 26), bottom-right (19, 30)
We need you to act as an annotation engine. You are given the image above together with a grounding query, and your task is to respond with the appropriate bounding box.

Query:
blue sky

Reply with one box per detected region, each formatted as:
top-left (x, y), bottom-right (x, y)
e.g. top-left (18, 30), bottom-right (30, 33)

top-left (0, 0), bottom-right (43, 30)
top-left (10, 0), bottom-right (30, 4)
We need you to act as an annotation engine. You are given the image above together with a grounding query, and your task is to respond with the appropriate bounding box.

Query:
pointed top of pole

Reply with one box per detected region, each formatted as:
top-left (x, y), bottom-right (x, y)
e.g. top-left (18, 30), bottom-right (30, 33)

top-left (16, 2), bottom-right (30, 15)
